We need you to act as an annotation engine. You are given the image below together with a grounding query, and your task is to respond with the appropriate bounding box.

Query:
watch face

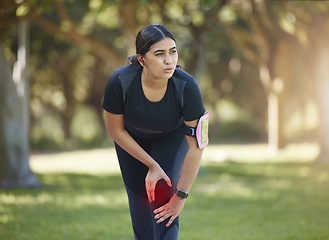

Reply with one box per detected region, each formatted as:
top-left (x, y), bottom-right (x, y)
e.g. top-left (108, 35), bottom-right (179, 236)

top-left (177, 190), bottom-right (188, 198)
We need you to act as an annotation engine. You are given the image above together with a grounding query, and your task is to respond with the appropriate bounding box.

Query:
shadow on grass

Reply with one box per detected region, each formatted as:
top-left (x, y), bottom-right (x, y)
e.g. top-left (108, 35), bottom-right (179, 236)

top-left (36, 172), bottom-right (125, 192)
top-left (1, 161), bottom-right (329, 240)
top-left (196, 160), bottom-right (329, 206)
top-left (0, 173), bottom-right (134, 240)
top-left (179, 161), bottom-right (329, 240)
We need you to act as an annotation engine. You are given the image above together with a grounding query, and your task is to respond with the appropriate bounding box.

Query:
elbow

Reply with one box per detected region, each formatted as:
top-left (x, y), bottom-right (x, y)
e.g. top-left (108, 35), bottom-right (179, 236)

top-left (106, 124), bottom-right (125, 141)
top-left (105, 121), bottom-right (113, 137)
top-left (105, 123), bottom-right (112, 137)
top-left (106, 126), bottom-right (118, 140)
top-left (104, 111), bottom-right (125, 140)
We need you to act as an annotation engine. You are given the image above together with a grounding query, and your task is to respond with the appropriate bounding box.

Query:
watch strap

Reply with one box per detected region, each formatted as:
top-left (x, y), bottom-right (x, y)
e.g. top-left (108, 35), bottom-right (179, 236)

top-left (175, 189), bottom-right (189, 199)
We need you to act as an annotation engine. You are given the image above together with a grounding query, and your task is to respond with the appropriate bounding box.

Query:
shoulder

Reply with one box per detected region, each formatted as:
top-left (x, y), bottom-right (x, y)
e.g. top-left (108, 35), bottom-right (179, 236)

top-left (172, 68), bottom-right (194, 83)
top-left (172, 68), bottom-right (200, 92)
top-left (173, 68), bottom-right (205, 121)
top-left (112, 64), bottom-right (142, 79)
top-left (107, 64), bottom-right (141, 91)
top-left (107, 64), bottom-right (141, 100)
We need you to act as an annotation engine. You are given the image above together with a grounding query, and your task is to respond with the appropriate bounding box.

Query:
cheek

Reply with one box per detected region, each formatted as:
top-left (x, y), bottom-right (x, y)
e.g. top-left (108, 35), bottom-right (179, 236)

top-left (148, 57), bottom-right (162, 66)
top-left (172, 54), bottom-right (178, 63)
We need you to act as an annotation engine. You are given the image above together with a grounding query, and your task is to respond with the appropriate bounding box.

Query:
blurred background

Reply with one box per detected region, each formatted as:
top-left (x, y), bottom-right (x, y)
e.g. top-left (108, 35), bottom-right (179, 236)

top-left (2, 1), bottom-right (329, 239)
top-left (1, 0), bottom-right (329, 186)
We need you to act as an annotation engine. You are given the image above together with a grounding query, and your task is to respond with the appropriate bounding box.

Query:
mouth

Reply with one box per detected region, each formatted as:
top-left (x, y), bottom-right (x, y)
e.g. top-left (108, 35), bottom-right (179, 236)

top-left (164, 68), bottom-right (174, 73)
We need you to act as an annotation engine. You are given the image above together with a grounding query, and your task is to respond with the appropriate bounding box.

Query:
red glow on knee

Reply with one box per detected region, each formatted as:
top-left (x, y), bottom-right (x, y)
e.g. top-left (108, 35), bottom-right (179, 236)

top-left (154, 179), bottom-right (174, 208)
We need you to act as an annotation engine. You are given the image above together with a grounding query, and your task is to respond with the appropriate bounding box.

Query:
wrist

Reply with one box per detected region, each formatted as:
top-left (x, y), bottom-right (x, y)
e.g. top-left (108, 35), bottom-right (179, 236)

top-left (146, 160), bottom-right (159, 169)
top-left (173, 193), bottom-right (187, 203)
top-left (175, 189), bottom-right (189, 199)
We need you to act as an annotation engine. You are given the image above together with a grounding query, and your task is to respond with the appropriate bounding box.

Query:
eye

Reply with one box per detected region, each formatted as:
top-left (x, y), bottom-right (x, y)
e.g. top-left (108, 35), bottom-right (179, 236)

top-left (170, 49), bottom-right (177, 54)
top-left (155, 52), bottom-right (163, 56)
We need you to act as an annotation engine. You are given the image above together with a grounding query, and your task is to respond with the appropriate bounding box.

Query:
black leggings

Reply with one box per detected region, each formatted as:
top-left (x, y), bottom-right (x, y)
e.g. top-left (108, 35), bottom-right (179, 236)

top-left (114, 126), bottom-right (188, 240)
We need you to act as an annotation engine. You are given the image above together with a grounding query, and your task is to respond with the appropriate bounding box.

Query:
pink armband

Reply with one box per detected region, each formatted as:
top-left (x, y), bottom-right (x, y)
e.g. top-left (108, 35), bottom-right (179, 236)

top-left (184, 112), bottom-right (210, 149)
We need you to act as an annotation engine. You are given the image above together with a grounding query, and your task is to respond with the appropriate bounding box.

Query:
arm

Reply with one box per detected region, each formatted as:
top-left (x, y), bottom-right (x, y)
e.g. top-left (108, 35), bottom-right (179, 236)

top-left (176, 119), bottom-right (204, 193)
top-left (105, 111), bottom-right (172, 201)
top-left (154, 119), bottom-right (204, 227)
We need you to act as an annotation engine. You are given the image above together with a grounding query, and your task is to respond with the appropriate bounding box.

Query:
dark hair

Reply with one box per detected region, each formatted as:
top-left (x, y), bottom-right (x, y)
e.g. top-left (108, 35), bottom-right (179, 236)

top-left (127, 24), bottom-right (176, 65)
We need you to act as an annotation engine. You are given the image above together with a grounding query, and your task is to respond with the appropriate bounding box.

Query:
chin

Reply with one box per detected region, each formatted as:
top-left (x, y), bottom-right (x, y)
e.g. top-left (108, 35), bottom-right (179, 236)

top-left (164, 71), bottom-right (174, 78)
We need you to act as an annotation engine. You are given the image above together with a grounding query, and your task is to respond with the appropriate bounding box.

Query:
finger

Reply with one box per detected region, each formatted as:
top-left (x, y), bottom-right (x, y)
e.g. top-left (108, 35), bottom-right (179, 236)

top-left (146, 188), bottom-right (152, 202)
top-left (154, 207), bottom-right (168, 219)
top-left (164, 176), bottom-right (172, 187)
top-left (156, 214), bottom-right (170, 224)
top-left (146, 181), bottom-right (155, 202)
top-left (150, 182), bottom-right (156, 202)
top-left (166, 216), bottom-right (176, 227)
top-left (146, 182), bottom-right (153, 202)
top-left (153, 205), bottom-right (165, 214)
top-left (154, 211), bottom-right (165, 220)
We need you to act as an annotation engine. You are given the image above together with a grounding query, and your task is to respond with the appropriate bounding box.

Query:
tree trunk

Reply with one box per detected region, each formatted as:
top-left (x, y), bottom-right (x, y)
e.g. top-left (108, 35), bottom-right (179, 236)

top-left (118, 0), bottom-right (138, 57)
top-left (0, 21), bottom-right (40, 188)
top-left (259, 63), bottom-right (286, 153)
top-left (270, 38), bottom-right (296, 151)
top-left (57, 53), bottom-right (79, 140)
top-left (267, 89), bottom-right (285, 153)
top-left (62, 74), bottom-right (75, 140)
top-left (185, 27), bottom-right (206, 84)
top-left (305, 14), bottom-right (329, 163)
top-left (85, 58), bottom-right (108, 133)
top-left (313, 35), bottom-right (329, 163)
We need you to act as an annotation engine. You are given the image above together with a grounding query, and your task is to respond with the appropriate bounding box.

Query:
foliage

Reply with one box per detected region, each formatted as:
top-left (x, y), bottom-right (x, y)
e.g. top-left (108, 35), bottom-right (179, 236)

top-left (1, 144), bottom-right (328, 239)
top-left (1, 0), bottom-right (328, 151)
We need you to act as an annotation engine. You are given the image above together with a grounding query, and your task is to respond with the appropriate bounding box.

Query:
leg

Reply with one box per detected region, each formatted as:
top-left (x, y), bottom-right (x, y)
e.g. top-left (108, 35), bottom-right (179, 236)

top-left (150, 126), bottom-right (188, 191)
top-left (114, 142), bottom-right (156, 239)
top-left (114, 126), bottom-right (188, 240)
top-left (149, 126), bottom-right (188, 240)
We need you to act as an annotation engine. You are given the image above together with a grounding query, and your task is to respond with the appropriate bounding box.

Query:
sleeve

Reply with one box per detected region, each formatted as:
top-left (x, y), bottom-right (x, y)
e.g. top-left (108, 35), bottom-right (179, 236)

top-left (102, 70), bottom-right (124, 114)
top-left (182, 78), bottom-right (206, 121)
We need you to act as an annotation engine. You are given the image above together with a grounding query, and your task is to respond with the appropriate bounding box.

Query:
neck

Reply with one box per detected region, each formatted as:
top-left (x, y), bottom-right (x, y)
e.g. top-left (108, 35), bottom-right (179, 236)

top-left (141, 69), bottom-right (168, 89)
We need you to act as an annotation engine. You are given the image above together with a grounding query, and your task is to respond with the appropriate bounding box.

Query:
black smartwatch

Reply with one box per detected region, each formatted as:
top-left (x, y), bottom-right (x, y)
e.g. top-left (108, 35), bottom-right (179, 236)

top-left (175, 189), bottom-right (189, 199)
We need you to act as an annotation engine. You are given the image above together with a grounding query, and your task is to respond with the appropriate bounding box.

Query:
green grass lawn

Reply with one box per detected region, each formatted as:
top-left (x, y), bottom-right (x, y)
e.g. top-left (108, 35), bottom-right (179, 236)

top-left (1, 143), bottom-right (329, 240)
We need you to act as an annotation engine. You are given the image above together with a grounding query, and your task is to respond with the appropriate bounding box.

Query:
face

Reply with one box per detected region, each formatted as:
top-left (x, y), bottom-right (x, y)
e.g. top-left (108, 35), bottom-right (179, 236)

top-left (139, 37), bottom-right (178, 81)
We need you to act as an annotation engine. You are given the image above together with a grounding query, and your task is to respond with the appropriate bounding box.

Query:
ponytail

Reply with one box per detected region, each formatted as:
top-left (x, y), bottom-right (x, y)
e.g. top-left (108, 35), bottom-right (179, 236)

top-left (126, 55), bottom-right (141, 65)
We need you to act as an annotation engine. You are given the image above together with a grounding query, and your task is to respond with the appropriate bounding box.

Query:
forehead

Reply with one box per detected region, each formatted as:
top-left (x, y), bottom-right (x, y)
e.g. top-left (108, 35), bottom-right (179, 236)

top-left (149, 37), bottom-right (176, 52)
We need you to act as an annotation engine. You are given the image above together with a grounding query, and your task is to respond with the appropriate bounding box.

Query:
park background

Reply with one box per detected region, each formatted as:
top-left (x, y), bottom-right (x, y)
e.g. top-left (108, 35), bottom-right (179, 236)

top-left (1, 0), bottom-right (329, 239)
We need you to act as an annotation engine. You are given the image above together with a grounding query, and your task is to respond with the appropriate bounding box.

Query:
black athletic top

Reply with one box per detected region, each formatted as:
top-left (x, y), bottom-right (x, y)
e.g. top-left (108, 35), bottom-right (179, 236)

top-left (103, 64), bottom-right (205, 140)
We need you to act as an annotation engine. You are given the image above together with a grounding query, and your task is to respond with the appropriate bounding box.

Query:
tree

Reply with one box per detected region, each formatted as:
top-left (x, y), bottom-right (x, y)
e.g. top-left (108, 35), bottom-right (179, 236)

top-left (212, 0), bottom-right (304, 152)
top-left (2, 0), bottom-right (327, 186)
top-left (0, 0), bottom-right (159, 186)
top-left (0, 21), bottom-right (40, 187)
top-left (293, 2), bottom-right (329, 163)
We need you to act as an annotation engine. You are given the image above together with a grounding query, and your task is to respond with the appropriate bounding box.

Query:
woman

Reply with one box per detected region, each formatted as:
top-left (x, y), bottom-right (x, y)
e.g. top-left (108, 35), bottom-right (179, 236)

top-left (103, 24), bottom-right (207, 240)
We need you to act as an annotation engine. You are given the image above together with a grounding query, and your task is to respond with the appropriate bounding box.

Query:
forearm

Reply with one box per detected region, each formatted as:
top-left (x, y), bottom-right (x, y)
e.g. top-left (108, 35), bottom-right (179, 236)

top-left (105, 112), bottom-right (172, 203)
top-left (107, 125), bottom-right (158, 169)
top-left (176, 147), bottom-right (203, 193)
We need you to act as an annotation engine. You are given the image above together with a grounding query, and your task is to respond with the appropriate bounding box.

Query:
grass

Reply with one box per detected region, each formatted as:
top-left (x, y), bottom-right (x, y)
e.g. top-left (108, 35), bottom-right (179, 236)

top-left (1, 143), bottom-right (329, 240)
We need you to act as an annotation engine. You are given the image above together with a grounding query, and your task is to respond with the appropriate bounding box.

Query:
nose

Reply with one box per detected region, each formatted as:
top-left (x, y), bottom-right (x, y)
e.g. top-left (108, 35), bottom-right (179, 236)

top-left (164, 53), bottom-right (172, 65)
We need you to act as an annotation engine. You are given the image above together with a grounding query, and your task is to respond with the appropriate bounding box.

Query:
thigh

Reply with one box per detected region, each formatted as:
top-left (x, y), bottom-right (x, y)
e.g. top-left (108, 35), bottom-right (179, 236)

top-left (114, 128), bottom-right (186, 240)
top-left (150, 126), bottom-right (188, 187)
top-left (149, 126), bottom-right (188, 210)
top-left (114, 142), bottom-right (149, 210)
top-left (114, 142), bottom-right (156, 239)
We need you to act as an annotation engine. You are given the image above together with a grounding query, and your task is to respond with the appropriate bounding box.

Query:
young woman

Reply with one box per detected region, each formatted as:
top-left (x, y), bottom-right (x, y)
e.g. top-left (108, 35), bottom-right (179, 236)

top-left (103, 24), bottom-right (207, 240)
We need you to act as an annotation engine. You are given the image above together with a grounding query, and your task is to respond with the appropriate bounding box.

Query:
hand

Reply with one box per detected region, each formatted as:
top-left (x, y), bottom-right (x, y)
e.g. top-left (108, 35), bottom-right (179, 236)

top-left (145, 164), bottom-right (172, 203)
top-left (153, 195), bottom-right (186, 227)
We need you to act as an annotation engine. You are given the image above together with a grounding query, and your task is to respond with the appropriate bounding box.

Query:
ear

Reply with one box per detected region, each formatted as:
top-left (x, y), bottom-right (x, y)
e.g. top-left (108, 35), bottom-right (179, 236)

top-left (137, 54), bottom-right (145, 66)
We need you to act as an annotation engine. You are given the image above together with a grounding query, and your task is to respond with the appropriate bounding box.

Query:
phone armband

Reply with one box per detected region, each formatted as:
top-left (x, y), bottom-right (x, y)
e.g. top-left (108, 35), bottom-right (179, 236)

top-left (184, 112), bottom-right (210, 149)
